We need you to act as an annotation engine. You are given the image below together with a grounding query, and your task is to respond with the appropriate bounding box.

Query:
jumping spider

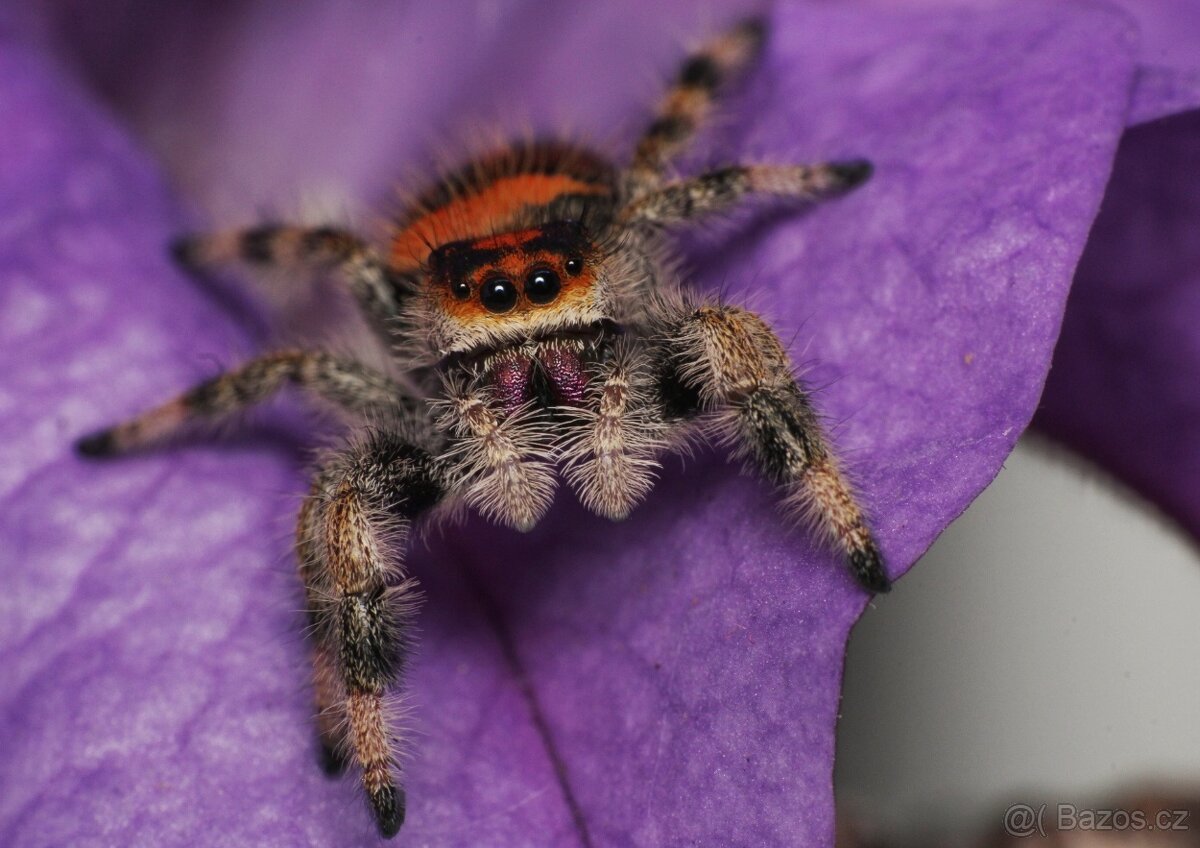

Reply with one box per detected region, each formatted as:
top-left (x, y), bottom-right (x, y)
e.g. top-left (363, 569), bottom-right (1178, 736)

top-left (76, 18), bottom-right (888, 839)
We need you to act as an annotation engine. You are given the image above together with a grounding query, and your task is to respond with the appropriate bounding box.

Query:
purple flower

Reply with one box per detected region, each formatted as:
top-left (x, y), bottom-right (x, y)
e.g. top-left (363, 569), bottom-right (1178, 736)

top-left (1, 2), bottom-right (1195, 845)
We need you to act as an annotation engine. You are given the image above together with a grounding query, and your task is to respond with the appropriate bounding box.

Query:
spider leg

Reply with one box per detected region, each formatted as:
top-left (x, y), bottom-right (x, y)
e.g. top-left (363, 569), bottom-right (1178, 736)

top-left (628, 17), bottom-right (767, 190)
top-left (656, 302), bottom-right (890, 592)
top-left (299, 431), bottom-right (447, 838)
top-left (618, 161), bottom-right (873, 227)
top-left (561, 341), bottom-right (666, 520)
top-left (75, 349), bottom-right (419, 456)
top-left (172, 225), bottom-right (404, 342)
top-left (297, 490), bottom-right (350, 774)
top-left (437, 379), bottom-right (556, 531)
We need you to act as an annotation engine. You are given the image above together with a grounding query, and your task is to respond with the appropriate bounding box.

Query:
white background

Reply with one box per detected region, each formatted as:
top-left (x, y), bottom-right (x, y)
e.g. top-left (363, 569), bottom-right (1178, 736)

top-left (835, 438), bottom-right (1200, 839)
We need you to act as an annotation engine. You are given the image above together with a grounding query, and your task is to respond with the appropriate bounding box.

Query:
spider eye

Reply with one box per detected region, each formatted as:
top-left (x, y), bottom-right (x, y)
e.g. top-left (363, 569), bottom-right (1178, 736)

top-left (480, 277), bottom-right (518, 313)
top-left (524, 268), bottom-right (561, 305)
top-left (564, 257), bottom-right (584, 276)
top-left (450, 280), bottom-right (471, 300)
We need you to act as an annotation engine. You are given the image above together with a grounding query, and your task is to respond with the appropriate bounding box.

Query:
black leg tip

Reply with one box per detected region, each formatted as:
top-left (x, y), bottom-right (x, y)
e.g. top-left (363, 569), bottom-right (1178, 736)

top-left (371, 786), bottom-right (406, 839)
top-left (831, 159), bottom-right (874, 190)
top-left (863, 570), bottom-right (892, 594)
top-left (735, 17), bottom-right (768, 50)
top-left (318, 741), bottom-right (348, 776)
top-left (169, 235), bottom-right (199, 269)
top-left (75, 429), bottom-right (117, 458)
top-left (849, 546), bottom-right (891, 594)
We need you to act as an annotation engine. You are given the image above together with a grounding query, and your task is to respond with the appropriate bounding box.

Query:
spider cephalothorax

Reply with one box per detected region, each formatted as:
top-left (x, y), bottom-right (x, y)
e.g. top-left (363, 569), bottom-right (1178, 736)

top-left (77, 18), bottom-right (886, 839)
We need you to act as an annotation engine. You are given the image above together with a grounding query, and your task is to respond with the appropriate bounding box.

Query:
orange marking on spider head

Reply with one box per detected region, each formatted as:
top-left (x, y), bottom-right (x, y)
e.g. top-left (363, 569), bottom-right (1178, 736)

top-left (389, 173), bottom-right (609, 271)
top-left (427, 221), bottom-right (602, 342)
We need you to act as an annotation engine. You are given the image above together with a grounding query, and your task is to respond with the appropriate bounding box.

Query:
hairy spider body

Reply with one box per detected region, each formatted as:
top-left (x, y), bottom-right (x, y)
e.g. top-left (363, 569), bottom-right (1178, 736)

top-left (77, 19), bottom-right (887, 839)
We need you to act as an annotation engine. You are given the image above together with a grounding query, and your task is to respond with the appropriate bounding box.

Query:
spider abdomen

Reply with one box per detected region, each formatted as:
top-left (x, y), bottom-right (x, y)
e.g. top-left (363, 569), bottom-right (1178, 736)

top-left (390, 141), bottom-right (618, 273)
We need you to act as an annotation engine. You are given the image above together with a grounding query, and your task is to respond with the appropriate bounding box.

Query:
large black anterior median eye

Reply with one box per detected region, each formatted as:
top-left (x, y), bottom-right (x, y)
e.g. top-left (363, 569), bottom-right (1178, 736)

top-left (524, 268), bottom-right (561, 305)
top-left (480, 277), bottom-right (518, 313)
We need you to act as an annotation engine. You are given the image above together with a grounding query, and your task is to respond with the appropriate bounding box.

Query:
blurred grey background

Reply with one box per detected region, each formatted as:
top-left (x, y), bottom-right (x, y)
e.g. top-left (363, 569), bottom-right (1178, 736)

top-left (835, 437), bottom-right (1200, 841)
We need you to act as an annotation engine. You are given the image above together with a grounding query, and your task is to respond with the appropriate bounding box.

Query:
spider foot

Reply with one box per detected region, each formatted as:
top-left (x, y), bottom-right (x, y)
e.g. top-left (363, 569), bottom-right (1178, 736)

top-left (828, 158), bottom-right (874, 190)
top-left (371, 784), bottom-right (406, 839)
top-left (75, 428), bottom-right (117, 458)
top-left (850, 544), bottom-right (891, 594)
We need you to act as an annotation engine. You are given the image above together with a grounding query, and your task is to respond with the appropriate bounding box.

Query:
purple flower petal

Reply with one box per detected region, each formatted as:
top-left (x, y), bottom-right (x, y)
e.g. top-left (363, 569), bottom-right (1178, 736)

top-left (1033, 2), bottom-right (1200, 539)
top-left (1036, 109), bottom-right (1200, 539)
top-left (1114, 0), bottom-right (1200, 124)
top-left (1, 3), bottom-right (1142, 846)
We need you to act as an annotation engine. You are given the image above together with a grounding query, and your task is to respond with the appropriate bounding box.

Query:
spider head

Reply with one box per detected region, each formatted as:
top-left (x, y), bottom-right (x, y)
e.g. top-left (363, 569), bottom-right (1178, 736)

top-left (425, 220), bottom-right (608, 355)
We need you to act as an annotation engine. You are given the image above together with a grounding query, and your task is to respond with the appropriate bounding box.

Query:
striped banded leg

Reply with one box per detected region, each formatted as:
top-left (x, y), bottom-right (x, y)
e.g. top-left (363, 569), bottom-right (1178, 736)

top-left (173, 224), bottom-right (404, 340)
top-left (628, 18), bottom-right (767, 190)
top-left (76, 349), bottom-right (415, 456)
top-left (662, 303), bottom-right (890, 592)
top-left (301, 432), bottom-right (447, 838)
top-left (619, 161), bottom-right (873, 226)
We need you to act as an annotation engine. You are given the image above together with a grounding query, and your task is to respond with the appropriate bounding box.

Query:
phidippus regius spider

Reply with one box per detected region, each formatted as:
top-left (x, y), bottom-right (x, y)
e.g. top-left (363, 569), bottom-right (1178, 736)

top-left (76, 18), bottom-right (888, 839)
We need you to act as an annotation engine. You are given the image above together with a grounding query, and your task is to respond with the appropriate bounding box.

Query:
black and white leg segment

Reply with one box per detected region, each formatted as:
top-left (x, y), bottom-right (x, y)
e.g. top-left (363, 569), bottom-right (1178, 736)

top-left (628, 18), bottom-right (767, 189)
top-left (299, 432), bottom-right (447, 838)
top-left (738, 385), bottom-right (889, 592)
top-left (172, 224), bottom-right (404, 340)
top-left (76, 349), bottom-right (417, 456)
top-left (562, 344), bottom-right (665, 520)
top-left (436, 381), bottom-right (556, 531)
top-left (619, 161), bottom-right (873, 227)
top-left (662, 304), bottom-right (890, 592)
